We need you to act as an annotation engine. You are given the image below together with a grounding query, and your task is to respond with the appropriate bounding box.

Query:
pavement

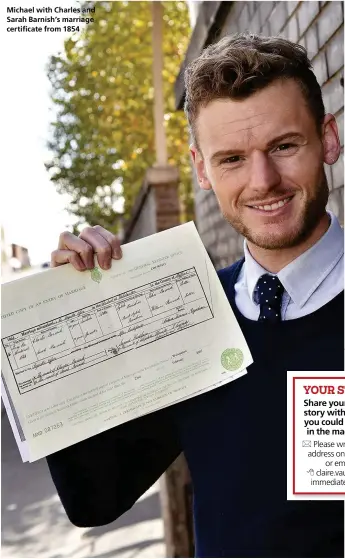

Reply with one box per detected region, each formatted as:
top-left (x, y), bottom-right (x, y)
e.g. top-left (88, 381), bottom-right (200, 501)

top-left (1, 413), bottom-right (165, 558)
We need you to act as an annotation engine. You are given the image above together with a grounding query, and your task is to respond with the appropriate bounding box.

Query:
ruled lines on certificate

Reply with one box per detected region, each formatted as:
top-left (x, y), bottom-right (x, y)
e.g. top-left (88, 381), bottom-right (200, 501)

top-left (2, 268), bottom-right (213, 394)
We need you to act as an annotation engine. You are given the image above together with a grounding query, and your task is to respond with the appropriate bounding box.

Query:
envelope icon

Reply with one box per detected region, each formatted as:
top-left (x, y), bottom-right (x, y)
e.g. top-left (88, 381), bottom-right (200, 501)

top-left (302, 440), bottom-right (312, 447)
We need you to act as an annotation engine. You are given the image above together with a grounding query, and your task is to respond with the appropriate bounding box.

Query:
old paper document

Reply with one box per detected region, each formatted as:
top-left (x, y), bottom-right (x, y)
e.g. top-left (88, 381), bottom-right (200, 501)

top-left (1, 222), bottom-right (252, 461)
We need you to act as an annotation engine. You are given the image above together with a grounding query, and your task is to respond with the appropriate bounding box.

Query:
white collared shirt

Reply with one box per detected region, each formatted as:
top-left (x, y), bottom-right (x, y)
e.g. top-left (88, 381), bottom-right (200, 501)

top-left (234, 212), bottom-right (344, 320)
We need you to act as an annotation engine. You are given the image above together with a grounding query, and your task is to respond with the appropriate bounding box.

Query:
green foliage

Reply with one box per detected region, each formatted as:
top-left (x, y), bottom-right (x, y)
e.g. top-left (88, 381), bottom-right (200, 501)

top-left (46, 1), bottom-right (194, 234)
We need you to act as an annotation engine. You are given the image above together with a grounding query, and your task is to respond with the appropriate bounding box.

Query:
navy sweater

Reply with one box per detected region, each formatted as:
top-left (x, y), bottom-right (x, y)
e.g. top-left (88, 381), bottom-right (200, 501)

top-left (47, 260), bottom-right (344, 558)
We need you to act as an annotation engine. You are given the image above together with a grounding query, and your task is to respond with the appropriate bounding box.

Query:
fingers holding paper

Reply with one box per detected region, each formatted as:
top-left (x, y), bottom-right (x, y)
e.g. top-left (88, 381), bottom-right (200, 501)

top-left (51, 226), bottom-right (122, 271)
top-left (51, 247), bottom-right (89, 271)
top-left (80, 226), bottom-right (122, 267)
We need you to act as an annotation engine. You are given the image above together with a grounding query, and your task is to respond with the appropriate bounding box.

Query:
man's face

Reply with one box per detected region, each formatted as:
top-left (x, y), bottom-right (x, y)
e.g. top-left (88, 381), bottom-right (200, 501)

top-left (191, 79), bottom-right (340, 250)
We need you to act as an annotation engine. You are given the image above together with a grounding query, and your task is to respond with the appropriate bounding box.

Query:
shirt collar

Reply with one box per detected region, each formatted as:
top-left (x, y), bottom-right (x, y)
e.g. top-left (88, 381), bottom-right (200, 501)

top-left (244, 242), bottom-right (270, 304)
top-left (244, 212), bottom-right (344, 308)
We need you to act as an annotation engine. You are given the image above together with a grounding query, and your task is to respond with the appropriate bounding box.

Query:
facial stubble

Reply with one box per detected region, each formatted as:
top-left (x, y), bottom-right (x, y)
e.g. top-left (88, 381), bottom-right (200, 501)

top-left (217, 169), bottom-right (329, 250)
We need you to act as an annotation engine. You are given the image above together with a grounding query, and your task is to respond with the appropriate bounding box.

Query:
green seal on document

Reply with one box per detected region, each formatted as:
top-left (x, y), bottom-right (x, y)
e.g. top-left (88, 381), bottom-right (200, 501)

top-left (91, 267), bottom-right (102, 283)
top-left (221, 348), bottom-right (244, 371)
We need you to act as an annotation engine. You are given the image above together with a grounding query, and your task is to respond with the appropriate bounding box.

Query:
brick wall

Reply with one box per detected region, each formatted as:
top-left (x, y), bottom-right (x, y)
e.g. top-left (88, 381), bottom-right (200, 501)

top-left (191, 1), bottom-right (344, 269)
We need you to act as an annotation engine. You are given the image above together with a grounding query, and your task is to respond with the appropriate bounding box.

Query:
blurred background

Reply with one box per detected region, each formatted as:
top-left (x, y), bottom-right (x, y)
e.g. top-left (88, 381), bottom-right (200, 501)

top-left (1, 1), bottom-right (344, 557)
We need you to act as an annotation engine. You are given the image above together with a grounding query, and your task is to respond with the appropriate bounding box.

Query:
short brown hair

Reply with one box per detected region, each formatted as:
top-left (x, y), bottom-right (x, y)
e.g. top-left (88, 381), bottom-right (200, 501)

top-left (184, 33), bottom-right (325, 150)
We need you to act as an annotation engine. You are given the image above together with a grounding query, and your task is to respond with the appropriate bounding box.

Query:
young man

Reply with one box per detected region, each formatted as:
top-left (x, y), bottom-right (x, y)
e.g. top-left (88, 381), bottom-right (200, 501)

top-left (48, 34), bottom-right (344, 557)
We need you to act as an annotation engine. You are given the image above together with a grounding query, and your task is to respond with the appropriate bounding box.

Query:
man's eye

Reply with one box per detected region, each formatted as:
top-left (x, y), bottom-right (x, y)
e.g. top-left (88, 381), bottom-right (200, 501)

top-left (276, 143), bottom-right (295, 151)
top-left (221, 155), bottom-right (241, 164)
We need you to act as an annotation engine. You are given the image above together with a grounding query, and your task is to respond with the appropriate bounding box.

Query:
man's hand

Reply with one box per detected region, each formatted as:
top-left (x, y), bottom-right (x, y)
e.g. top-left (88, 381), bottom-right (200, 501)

top-left (51, 226), bottom-right (123, 271)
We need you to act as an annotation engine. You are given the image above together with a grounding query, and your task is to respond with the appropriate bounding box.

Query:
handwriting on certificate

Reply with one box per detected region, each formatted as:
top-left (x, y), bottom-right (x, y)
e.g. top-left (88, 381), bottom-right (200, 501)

top-left (4, 269), bottom-right (212, 395)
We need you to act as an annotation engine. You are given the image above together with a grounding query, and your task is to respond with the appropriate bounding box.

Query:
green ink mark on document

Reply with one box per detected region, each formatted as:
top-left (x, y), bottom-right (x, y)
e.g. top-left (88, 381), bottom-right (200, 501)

top-left (91, 267), bottom-right (102, 283)
top-left (221, 348), bottom-right (244, 371)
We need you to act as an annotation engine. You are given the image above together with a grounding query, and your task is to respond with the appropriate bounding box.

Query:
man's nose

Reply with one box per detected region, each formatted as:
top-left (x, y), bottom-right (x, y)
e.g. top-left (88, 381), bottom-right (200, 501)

top-left (247, 151), bottom-right (281, 193)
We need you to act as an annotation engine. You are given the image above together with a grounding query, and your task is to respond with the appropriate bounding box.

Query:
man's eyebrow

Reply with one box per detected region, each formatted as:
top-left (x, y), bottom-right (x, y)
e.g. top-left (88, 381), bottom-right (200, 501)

top-left (210, 148), bottom-right (245, 164)
top-left (210, 132), bottom-right (305, 164)
top-left (266, 132), bottom-right (305, 148)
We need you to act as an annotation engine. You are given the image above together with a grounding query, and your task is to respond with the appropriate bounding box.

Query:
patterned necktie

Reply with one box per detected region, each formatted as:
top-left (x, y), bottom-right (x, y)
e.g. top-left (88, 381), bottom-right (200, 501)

top-left (256, 273), bottom-right (285, 323)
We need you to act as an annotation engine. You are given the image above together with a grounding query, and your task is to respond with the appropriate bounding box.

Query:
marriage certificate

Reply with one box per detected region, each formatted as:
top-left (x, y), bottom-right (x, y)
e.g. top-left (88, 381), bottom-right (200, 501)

top-left (1, 222), bottom-right (252, 462)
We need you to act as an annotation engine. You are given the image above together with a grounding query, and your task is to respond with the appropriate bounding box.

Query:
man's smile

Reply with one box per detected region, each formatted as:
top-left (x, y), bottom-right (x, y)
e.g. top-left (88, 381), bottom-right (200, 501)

top-left (246, 195), bottom-right (294, 215)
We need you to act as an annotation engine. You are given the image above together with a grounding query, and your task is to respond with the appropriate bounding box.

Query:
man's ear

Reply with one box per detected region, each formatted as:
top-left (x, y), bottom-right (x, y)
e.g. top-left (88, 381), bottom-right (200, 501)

top-left (322, 114), bottom-right (341, 165)
top-left (190, 144), bottom-right (212, 191)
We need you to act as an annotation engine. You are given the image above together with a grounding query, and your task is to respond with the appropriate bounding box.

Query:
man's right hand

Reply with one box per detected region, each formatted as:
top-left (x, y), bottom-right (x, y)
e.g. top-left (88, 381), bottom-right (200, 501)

top-left (51, 225), bottom-right (123, 271)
